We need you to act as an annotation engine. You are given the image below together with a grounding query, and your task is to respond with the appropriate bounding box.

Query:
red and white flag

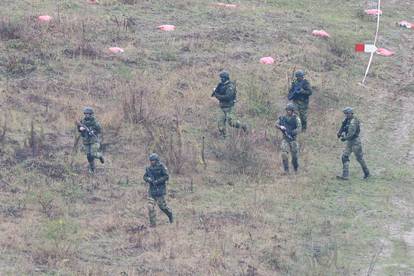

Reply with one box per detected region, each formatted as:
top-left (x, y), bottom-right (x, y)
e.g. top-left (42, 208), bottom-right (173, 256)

top-left (355, 43), bottom-right (377, 53)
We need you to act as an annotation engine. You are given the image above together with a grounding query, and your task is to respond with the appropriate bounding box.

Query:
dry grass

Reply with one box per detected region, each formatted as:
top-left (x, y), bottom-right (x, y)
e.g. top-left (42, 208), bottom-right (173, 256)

top-left (0, 0), bottom-right (413, 275)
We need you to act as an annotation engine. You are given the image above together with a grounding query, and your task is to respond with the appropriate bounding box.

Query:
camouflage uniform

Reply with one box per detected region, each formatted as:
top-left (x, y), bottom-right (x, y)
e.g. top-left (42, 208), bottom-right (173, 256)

top-left (277, 108), bottom-right (302, 173)
top-left (212, 71), bottom-right (247, 137)
top-left (143, 154), bottom-right (173, 227)
top-left (288, 71), bottom-right (312, 131)
top-left (77, 107), bottom-right (104, 173)
top-left (337, 108), bottom-right (370, 180)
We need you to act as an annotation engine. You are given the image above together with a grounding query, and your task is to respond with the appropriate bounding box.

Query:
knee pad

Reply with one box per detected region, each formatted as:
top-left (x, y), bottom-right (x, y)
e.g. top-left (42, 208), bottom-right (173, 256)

top-left (341, 155), bottom-right (350, 164)
top-left (356, 157), bottom-right (365, 164)
top-left (87, 154), bottom-right (94, 163)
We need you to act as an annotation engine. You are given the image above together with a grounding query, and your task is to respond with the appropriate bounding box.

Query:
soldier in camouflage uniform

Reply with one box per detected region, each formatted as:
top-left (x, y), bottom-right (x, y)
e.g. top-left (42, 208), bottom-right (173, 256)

top-left (275, 103), bottom-right (302, 173)
top-left (288, 70), bottom-right (313, 131)
top-left (76, 107), bottom-right (104, 173)
top-left (336, 107), bottom-right (370, 180)
top-left (212, 71), bottom-right (248, 138)
top-left (143, 153), bottom-right (173, 227)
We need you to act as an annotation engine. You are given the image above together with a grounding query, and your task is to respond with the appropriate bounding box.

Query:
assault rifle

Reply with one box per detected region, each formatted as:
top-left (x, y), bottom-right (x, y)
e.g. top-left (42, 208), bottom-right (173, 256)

top-left (211, 81), bottom-right (237, 103)
top-left (337, 118), bottom-right (350, 139)
top-left (275, 125), bottom-right (294, 141)
top-left (76, 121), bottom-right (98, 139)
top-left (288, 82), bottom-right (302, 101)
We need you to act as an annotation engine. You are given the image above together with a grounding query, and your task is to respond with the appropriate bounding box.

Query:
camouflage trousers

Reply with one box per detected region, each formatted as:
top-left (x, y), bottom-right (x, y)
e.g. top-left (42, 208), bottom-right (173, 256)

top-left (281, 139), bottom-right (299, 172)
top-left (218, 107), bottom-right (244, 137)
top-left (293, 101), bottom-right (308, 131)
top-left (148, 195), bottom-right (173, 226)
top-left (341, 139), bottom-right (369, 177)
top-left (82, 143), bottom-right (102, 172)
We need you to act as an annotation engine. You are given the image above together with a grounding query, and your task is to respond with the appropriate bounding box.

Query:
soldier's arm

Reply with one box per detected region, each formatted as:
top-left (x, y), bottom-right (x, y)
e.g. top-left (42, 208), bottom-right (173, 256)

top-left (342, 119), bottom-right (357, 140)
top-left (93, 121), bottom-right (102, 135)
top-left (154, 165), bottom-right (169, 184)
top-left (299, 80), bottom-right (312, 96)
top-left (211, 84), bottom-right (219, 97)
top-left (288, 82), bottom-right (295, 93)
top-left (143, 168), bottom-right (152, 183)
top-left (214, 84), bottom-right (236, 101)
top-left (291, 116), bottom-right (302, 135)
top-left (337, 121), bottom-right (346, 138)
top-left (275, 117), bottom-right (283, 129)
top-left (76, 120), bottom-right (84, 132)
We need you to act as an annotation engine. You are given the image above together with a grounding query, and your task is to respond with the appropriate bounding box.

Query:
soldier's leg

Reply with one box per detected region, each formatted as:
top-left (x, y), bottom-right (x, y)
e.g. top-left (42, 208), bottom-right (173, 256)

top-left (218, 109), bottom-right (227, 137)
top-left (337, 143), bottom-right (351, 180)
top-left (290, 141), bottom-right (299, 172)
top-left (156, 196), bottom-right (173, 223)
top-left (147, 197), bottom-right (157, 227)
top-left (299, 106), bottom-right (308, 131)
top-left (353, 143), bottom-right (370, 178)
top-left (227, 108), bottom-right (248, 133)
top-left (280, 140), bottom-right (290, 173)
top-left (86, 144), bottom-right (95, 173)
top-left (92, 142), bottom-right (104, 164)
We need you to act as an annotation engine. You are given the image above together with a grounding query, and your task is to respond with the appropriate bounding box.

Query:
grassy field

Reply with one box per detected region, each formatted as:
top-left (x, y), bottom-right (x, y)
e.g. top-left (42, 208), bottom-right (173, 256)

top-left (0, 0), bottom-right (413, 275)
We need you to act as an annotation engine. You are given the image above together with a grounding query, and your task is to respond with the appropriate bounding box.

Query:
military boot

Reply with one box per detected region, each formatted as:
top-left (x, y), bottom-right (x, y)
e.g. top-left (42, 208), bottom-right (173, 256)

top-left (167, 211), bottom-right (173, 224)
top-left (219, 129), bottom-right (226, 139)
top-left (282, 159), bottom-right (289, 174)
top-left (88, 161), bottom-right (95, 174)
top-left (336, 169), bottom-right (349, 180)
top-left (362, 167), bottom-right (370, 179)
top-left (358, 159), bottom-right (370, 179)
top-left (148, 210), bottom-right (156, 227)
top-left (99, 156), bottom-right (105, 164)
top-left (337, 159), bottom-right (349, 180)
top-left (292, 157), bottom-right (299, 173)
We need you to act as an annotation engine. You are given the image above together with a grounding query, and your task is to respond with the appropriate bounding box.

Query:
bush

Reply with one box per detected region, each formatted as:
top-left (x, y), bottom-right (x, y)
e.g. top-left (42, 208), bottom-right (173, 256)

top-left (0, 20), bottom-right (21, 40)
top-left (32, 218), bottom-right (80, 265)
top-left (210, 133), bottom-right (270, 177)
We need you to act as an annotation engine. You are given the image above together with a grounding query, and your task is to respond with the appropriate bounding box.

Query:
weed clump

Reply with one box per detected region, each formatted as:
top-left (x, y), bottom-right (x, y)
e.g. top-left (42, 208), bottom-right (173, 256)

top-left (0, 20), bottom-right (22, 41)
top-left (32, 218), bottom-right (80, 266)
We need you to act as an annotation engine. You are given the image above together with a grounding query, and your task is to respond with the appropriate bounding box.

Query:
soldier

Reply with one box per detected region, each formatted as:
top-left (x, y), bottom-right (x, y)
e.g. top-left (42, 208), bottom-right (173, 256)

top-left (76, 107), bottom-right (104, 173)
top-left (275, 103), bottom-right (302, 173)
top-left (143, 153), bottom-right (173, 227)
top-left (336, 107), bottom-right (370, 180)
top-left (211, 71), bottom-right (248, 138)
top-left (288, 70), bottom-right (312, 131)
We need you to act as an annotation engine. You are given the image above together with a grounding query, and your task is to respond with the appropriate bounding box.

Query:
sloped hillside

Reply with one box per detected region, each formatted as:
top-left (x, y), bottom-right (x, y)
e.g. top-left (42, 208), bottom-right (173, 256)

top-left (0, 0), bottom-right (413, 275)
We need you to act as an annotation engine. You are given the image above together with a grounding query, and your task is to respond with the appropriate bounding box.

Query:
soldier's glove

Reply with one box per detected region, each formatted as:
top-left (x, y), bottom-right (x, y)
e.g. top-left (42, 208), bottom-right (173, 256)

top-left (280, 126), bottom-right (286, 131)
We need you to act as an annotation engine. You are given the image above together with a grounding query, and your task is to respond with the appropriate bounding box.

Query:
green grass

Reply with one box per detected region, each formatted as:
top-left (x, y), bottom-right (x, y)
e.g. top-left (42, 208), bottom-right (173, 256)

top-left (0, 0), bottom-right (413, 274)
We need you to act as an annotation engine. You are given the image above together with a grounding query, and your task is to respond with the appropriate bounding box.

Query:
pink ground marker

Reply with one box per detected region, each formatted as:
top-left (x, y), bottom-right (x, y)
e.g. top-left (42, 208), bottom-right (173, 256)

top-left (157, 25), bottom-right (176, 31)
top-left (38, 15), bottom-right (52, 22)
top-left (214, 3), bottom-right (237, 8)
top-left (109, 47), bottom-right (124, 54)
top-left (259, 57), bottom-right (275, 64)
top-left (376, 48), bottom-right (394, 56)
top-left (312, 30), bottom-right (330, 38)
top-left (365, 9), bottom-right (382, 16)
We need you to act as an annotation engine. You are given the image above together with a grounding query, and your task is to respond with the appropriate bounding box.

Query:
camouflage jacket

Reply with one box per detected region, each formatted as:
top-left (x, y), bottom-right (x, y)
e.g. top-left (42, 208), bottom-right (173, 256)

top-left (213, 80), bottom-right (237, 108)
top-left (78, 117), bottom-right (102, 145)
top-left (278, 114), bottom-right (302, 141)
top-left (143, 162), bottom-right (169, 197)
top-left (338, 117), bottom-right (361, 142)
top-left (288, 79), bottom-right (312, 105)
